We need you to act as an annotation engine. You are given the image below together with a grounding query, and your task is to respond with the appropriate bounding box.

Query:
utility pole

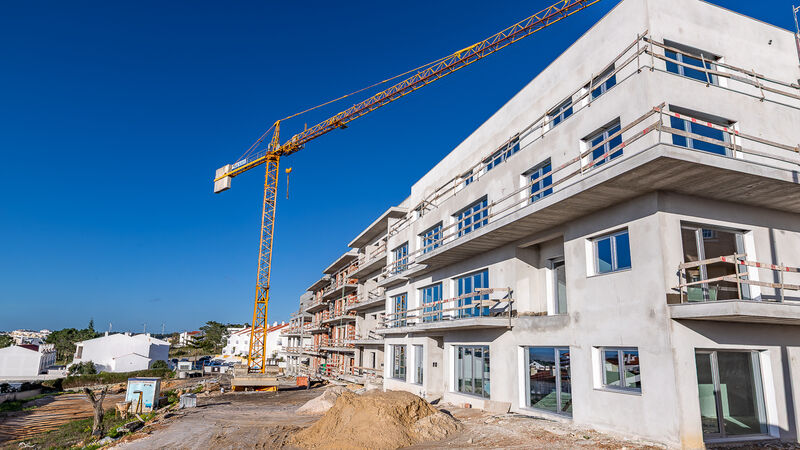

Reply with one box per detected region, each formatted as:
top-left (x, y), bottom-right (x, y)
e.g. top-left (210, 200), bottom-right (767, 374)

top-left (108, 322), bottom-right (112, 333)
top-left (161, 323), bottom-right (165, 335)
top-left (143, 323), bottom-right (147, 334)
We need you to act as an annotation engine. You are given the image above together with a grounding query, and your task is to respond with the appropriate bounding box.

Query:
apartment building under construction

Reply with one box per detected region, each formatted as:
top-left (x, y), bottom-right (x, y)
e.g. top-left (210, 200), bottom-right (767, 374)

top-left (284, 0), bottom-right (800, 446)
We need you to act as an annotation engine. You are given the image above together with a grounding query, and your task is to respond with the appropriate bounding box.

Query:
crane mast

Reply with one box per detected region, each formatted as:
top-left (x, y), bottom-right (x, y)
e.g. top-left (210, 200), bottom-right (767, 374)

top-left (214, 0), bottom-right (600, 374)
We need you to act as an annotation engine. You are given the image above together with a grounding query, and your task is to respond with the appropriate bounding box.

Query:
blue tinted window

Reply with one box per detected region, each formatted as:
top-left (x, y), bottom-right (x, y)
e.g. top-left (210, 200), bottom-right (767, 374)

top-left (549, 99), bottom-right (573, 128)
top-left (421, 283), bottom-right (442, 322)
top-left (529, 160), bottom-right (553, 203)
top-left (665, 48), bottom-right (716, 85)
top-left (591, 67), bottom-right (617, 100)
top-left (670, 115), bottom-right (729, 156)
top-left (421, 224), bottom-right (442, 254)
top-left (589, 123), bottom-right (622, 167)
top-left (392, 243), bottom-right (408, 274)
top-left (594, 230), bottom-right (631, 274)
top-left (485, 138), bottom-right (520, 171)
top-left (457, 269), bottom-right (489, 318)
top-left (456, 198), bottom-right (488, 237)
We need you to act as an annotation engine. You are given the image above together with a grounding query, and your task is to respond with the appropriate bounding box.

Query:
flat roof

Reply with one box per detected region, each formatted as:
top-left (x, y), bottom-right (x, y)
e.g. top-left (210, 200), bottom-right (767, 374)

top-left (323, 251), bottom-right (358, 275)
top-left (348, 207), bottom-right (408, 248)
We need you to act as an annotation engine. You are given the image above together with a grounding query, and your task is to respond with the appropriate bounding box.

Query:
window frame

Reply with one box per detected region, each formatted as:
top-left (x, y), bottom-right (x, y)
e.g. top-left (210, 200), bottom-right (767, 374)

top-left (392, 242), bottom-right (409, 274)
top-left (413, 344), bottom-right (424, 385)
top-left (550, 258), bottom-right (567, 315)
top-left (600, 347), bottom-right (641, 393)
top-left (455, 345), bottom-right (491, 398)
top-left (455, 269), bottom-right (490, 318)
top-left (392, 293), bottom-right (407, 328)
top-left (664, 40), bottom-right (720, 86)
top-left (392, 344), bottom-right (406, 381)
top-left (524, 159), bottom-right (553, 204)
top-left (484, 136), bottom-right (521, 172)
top-left (548, 98), bottom-right (573, 128)
top-left (455, 197), bottom-right (489, 238)
top-left (680, 223), bottom-right (749, 301)
top-left (525, 346), bottom-right (572, 415)
top-left (419, 283), bottom-right (443, 323)
top-left (592, 229), bottom-right (632, 275)
top-left (589, 64), bottom-right (617, 100)
top-left (420, 222), bottom-right (443, 255)
top-left (584, 120), bottom-right (623, 167)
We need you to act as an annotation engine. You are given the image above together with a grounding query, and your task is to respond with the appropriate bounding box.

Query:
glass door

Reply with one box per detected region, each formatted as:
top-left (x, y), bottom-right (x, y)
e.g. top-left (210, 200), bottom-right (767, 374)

top-left (681, 225), bottom-right (748, 302)
top-left (695, 350), bottom-right (767, 439)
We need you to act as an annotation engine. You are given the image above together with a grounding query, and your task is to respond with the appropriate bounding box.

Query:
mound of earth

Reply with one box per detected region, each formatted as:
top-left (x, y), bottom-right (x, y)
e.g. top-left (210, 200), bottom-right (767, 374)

top-left (289, 390), bottom-right (460, 449)
top-left (296, 385), bottom-right (347, 415)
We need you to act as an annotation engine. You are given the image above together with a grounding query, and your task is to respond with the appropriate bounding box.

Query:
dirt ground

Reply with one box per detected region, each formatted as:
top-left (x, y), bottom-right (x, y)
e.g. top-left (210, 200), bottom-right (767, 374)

top-left (111, 387), bottom-right (665, 449)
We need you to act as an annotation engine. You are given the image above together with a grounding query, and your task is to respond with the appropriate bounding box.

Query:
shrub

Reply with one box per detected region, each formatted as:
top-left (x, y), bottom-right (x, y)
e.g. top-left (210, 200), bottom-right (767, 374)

top-left (150, 360), bottom-right (168, 370)
top-left (68, 361), bottom-right (97, 376)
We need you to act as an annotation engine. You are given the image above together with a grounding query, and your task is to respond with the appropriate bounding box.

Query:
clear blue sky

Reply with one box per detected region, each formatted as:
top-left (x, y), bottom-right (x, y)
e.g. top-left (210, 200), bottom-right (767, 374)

top-left (1, 1), bottom-right (795, 333)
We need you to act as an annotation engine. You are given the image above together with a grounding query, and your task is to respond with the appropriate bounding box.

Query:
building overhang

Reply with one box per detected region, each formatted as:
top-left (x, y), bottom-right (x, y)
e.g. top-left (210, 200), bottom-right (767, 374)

top-left (410, 145), bottom-right (800, 276)
top-left (323, 251), bottom-right (358, 275)
top-left (307, 276), bottom-right (330, 292)
top-left (348, 207), bottom-right (408, 249)
top-left (669, 301), bottom-right (800, 325)
top-left (375, 317), bottom-right (513, 334)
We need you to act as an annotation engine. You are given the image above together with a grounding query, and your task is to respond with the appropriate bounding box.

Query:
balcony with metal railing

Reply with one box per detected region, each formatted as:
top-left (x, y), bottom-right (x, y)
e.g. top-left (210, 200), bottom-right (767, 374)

top-left (346, 287), bottom-right (386, 312)
top-left (379, 32), bottom-right (800, 279)
top-left (669, 254), bottom-right (800, 325)
top-left (377, 288), bottom-right (513, 333)
top-left (352, 240), bottom-right (389, 279)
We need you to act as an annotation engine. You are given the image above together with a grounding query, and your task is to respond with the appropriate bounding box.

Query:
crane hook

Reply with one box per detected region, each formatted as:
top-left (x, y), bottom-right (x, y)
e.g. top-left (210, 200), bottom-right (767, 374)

top-left (285, 167), bottom-right (292, 199)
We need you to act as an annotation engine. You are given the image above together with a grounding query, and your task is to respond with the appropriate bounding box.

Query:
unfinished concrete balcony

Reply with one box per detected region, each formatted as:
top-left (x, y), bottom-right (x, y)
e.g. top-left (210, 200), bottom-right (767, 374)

top-left (320, 339), bottom-right (356, 353)
top-left (307, 321), bottom-right (329, 334)
top-left (345, 330), bottom-right (384, 345)
top-left (346, 287), bottom-right (386, 312)
top-left (376, 288), bottom-right (514, 334)
top-left (352, 241), bottom-right (388, 279)
top-left (348, 207), bottom-right (407, 278)
top-left (321, 311), bottom-right (357, 325)
top-left (669, 254), bottom-right (800, 325)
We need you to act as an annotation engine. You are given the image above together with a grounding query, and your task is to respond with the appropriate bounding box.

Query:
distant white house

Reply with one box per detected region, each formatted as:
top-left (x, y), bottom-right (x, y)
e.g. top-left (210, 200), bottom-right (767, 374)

top-left (178, 330), bottom-right (204, 348)
top-left (223, 322), bottom-right (288, 365)
top-left (0, 344), bottom-right (57, 377)
top-left (72, 333), bottom-right (169, 373)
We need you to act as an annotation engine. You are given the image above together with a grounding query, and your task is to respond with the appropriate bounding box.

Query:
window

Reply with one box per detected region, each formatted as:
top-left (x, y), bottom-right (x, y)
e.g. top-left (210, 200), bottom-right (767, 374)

top-left (525, 159), bottom-right (553, 203)
top-left (461, 169), bottom-right (474, 187)
top-left (601, 347), bottom-right (641, 392)
top-left (681, 224), bottom-right (748, 302)
top-left (392, 293), bottom-right (407, 327)
top-left (548, 98), bottom-right (573, 128)
top-left (455, 198), bottom-right (488, 237)
top-left (370, 352), bottom-right (376, 369)
top-left (420, 283), bottom-right (442, 323)
top-left (593, 229), bottom-right (631, 274)
top-left (527, 347), bottom-right (571, 415)
top-left (485, 137), bottom-right (520, 171)
top-left (456, 269), bottom-right (489, 318)
top-left (456, 345), bottom-right (490, 398)
top-left (420, 223), bottom-right (442, 255)
top-left (414, 345), bottom-right (424, 384)
top-left (590, 65), bottom-right (617, 99)
top-left (695, 350), bottom-right (767, 439)
top-left (392, 345), bottom-right (406, 380)
top-left (392, 242), bottom-right (408, 274)
top-left (664, 40), bottom-right (719, 85)
top-left (669, 108), bottom-right (732, 157)
top-left (551, 259), bottom-right (567, 314)
top-left (585, 120), bottom-right (622, 167)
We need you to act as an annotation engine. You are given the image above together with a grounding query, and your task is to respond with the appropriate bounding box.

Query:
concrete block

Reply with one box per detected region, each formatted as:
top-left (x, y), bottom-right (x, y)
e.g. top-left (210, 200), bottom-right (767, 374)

top-left (484, 400), bottom-right (511, 414)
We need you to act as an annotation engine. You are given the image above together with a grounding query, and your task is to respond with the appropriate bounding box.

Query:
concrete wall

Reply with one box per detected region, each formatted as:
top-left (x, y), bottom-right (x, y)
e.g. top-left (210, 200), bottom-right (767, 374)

top-left (0, 346), bottom-right (47, 377)
top-left (73, 334), bottom-right (169, 373)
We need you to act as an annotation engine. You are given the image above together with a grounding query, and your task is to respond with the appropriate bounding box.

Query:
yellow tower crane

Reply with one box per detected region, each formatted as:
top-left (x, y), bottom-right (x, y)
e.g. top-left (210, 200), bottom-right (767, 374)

top-left (213, 0), bottom-right (600, 374)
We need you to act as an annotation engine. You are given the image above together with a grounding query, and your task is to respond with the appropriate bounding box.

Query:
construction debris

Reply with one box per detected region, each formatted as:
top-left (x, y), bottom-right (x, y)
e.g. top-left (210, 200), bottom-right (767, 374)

top-left (289, 390), bottom-right (460, 449)
top-left (296, 385), bottom-right (347, 415)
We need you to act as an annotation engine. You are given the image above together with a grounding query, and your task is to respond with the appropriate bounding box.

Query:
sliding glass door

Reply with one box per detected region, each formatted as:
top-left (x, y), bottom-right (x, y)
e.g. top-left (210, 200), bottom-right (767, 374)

top-left (695, 350), bottom-right (767, 439)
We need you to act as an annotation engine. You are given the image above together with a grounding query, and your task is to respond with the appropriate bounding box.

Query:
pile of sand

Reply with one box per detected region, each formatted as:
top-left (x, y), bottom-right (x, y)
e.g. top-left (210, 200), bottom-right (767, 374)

top-left (290, 390), bottom-right (460, 449)
top-left (296, 386), bottom-right (348, 415)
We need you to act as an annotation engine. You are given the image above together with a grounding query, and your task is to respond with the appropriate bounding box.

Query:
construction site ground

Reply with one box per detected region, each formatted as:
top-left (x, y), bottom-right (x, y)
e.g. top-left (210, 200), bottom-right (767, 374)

top-left (111, 385), bottom-right (667, 449)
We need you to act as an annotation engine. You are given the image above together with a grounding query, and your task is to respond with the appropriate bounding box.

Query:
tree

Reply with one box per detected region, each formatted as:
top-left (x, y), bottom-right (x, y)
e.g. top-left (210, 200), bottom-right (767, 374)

top-left (198, 321), bottom-right (229, 354)
top-left (150, 360), bottom-right (168, 369)
top-left (88, 318), bottom-right (95, 333)
top-left (46, 325), bottom-right (100, 364)
top-left (0, 335), bottom-right (13, 349)
top-left (83, 386), bottom-right (108, 437)
top-left (68, 361), bottom-right (97, 376)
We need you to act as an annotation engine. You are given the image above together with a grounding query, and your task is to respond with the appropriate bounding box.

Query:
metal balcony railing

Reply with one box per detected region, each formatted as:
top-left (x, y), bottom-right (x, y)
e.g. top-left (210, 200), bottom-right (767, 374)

top-left (381, 288), bottom-right (513, 328)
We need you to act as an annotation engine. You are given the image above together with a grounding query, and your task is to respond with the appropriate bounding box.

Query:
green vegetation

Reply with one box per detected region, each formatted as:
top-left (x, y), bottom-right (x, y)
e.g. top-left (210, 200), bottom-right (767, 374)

top-left (68, 360), bottom-right (98, 376)
top-left (0, 334), bottom-right (13, 348)
top-left (150, 360), bottom-right (168, 370)
top-left (0, 392), bottom-right (64, 413)
top-left (46, 320), bottom-right (101, 364)
top-left (196, 321), bottom-right (230, 354)
top-left (62, 368), bottom-right (173, 389)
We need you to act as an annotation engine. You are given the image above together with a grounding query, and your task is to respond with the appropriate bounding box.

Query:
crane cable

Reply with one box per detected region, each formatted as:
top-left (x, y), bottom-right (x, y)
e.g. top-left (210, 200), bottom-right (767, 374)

top-left (236, 48), bottom-right (463, 163)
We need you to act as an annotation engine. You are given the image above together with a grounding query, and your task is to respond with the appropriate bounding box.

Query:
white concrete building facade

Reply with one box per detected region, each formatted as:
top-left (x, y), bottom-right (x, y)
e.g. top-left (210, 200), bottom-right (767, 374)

top-left (0, 344), bottom-right (57, 377)
top-left (72, 333), bottom-right (169, 373)
top-left (291, 0), bottom-right (800, 447)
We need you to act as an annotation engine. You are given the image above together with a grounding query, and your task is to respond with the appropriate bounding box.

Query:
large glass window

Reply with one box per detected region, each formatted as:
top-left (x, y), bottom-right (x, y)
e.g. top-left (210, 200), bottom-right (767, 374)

top-left (665, 41), bottom-right (719, 85)
top-left (601, 347), bottom-right (641, 392)
top-left (552, 259), bottom-right (567, 314)
top-left (586, 121), bottom-right (622, 167)
top-left (695, 350), bottom-right (767, 439)
top-left (414, 345), bottom-right (424, 384)
top-left (420, 283), bottom-right (443, 323)
top-left (593, 229), bottom-right (631, 274)
top-left (485, 137), bottom-right (520, 171)
top-left (392, 345), bottom-right (406, 381)
top-left (670, 114), bottom-right (731, 157)
top-left (392, 293), bottom-right (407, 327)
top-left (392, 242), bottom-right (408, 274)
top-left (456, 269), bottom-right (489, 318)
top-left (681, 224), bottom-right (748, 302)
top-left (455, 198), bottom-right (488, 237)
top-left (527, 347), bottom-right (571, 415)
top-left (456, 345), bottom-right (490, 398)
top-left (420, 223), bottom-right (442, 255)
top-left (548, 98), bottom-right (573, 128)
top-left (526, 159), bottom-right (553, 204)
